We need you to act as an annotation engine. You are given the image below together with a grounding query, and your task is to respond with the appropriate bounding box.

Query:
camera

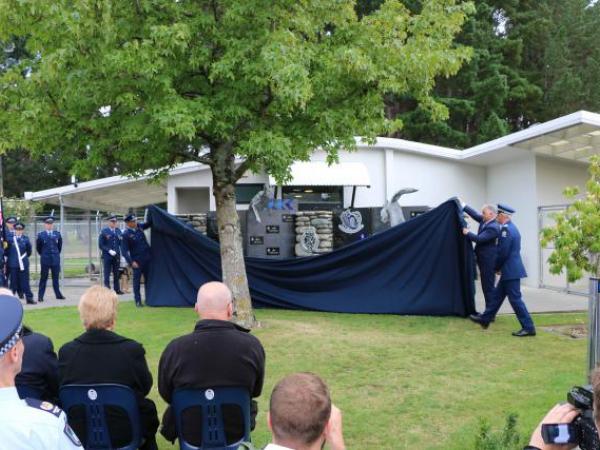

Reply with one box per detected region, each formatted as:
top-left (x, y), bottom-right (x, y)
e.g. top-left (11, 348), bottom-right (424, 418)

top-left (542, 385), bottom-right (600, 450)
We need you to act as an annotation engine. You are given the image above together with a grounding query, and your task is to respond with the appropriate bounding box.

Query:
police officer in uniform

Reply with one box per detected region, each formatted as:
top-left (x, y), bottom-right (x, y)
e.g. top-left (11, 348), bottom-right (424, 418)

top-left (122, 213), bottom-right (151, 307)
top-left (98, 215), bottom-right (124, 294)
top-left (0, 234), bottom-right (6, 288)
top-left (7, 223), bottom-right (35, 304)
top-left (469, 204), bottom-right (536, 337)
top-left (0, 294), bottom-right (82, 449)
top-left (462, 203), bottom-right (501, 311)
top-left (5, 216), bottom-right (22, 297)
top-left (36, 216), bottom-right (66, 302)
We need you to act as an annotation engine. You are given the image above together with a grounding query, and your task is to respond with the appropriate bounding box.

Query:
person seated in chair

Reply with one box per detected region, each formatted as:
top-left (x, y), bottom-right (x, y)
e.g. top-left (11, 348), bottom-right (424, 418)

top-left (158, 281), bottom-right (266, 446)
top-left (58, 285), bottom-right (159, 450)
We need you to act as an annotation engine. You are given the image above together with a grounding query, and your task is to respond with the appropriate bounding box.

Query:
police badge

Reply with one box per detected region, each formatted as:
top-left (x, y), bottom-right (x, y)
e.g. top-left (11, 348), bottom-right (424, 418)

top-left (300, 227), bottom-right (320, 254)
top-left (338, 209), bottom-right (364, 234)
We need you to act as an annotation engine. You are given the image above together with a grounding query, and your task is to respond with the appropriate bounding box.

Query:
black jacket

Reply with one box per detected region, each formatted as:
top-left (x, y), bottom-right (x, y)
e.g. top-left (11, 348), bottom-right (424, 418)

top-left (15, 326), bottom-right (59, 403)
top-left (58, 328), bottom-right (159, 449)
top-left (158, 319), bottom-right (266, 445)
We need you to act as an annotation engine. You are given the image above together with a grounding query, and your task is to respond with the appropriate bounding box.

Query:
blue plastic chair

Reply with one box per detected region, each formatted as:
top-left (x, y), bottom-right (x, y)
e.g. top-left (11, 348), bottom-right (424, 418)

top-left (59, 384), bottom-right (141, 450)
top-left (16, 384), bottom-right (44, 400)
top-left (172, 387), bottom-right (251, 450)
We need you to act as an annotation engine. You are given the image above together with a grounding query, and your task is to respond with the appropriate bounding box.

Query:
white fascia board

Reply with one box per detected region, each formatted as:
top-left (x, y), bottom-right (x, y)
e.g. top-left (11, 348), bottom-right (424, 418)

top-left (462, 111), bottom-right (600, 159)
top-left (356, 137), bottom-right (462, 160)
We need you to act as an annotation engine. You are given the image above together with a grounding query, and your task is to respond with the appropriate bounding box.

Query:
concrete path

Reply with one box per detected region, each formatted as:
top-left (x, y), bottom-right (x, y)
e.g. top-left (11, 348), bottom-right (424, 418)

top-left (21, 279), bottom-right (590, 314)
top-left (475, 285), bottom-right (588, 315)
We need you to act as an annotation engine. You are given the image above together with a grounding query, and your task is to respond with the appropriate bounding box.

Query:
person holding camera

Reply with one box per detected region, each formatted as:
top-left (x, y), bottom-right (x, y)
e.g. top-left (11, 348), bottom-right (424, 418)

top-left (526, 369), bottom-right (600, 450)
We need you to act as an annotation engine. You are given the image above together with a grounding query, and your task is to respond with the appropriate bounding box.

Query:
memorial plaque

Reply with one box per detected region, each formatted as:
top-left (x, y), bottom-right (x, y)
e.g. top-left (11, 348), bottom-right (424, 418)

top-left (266, 247), bottom-right (280, 256)
top-left (266, 225), bottom-right (280, 234)
top-left (282, 214), bottom-right (294, 223)
top-left (250, 236), bottom-right (264, 245)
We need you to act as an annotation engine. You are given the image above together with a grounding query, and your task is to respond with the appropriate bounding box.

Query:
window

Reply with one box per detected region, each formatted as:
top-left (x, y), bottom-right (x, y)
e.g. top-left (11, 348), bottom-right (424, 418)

top-left (282, 186), bottom-right (343, 209)
top-left (235, 184), bottom-right (264, 204)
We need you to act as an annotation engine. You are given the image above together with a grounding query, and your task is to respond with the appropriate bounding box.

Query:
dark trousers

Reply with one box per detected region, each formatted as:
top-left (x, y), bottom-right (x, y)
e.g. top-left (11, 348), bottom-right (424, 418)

top-left (480, 279), bottom-right (535, 331)
top-left (102, 256), bottom-right (120, 292)
top-left (0, 266), bottom-right (5, 287)
top-left (477, 258), bottom-right (496, 310)
top-left (38, 264), bottom-right (62, 299)
top-left (7, 266), bottom-right (23, 296)
top-left (132, 259), bottom-right (150, 304)
top-left (10, 266), bottom-right (33, 300)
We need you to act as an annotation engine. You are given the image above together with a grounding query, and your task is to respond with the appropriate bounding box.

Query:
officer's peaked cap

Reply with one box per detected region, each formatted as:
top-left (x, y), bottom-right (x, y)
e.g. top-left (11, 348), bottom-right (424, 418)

top-left (44, 216), bottom-right (55, 224)
top-left (0, 295), bottom-right (23, 358)
top-left (6, 217), bottom-right (16, 224)
top-left (107, 214), bottom-right (118, 221)
top-left (14, 222), bottom-right (25, 230)
top-left (124, 214), bottom-right (137, 222)
top-left (497, 204), bottom-right (516, 215)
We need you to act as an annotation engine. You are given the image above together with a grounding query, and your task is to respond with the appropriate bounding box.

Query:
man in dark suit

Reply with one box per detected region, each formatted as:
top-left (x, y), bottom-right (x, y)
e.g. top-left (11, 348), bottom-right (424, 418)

top-left (158, 282), bottom-right (265, 447)
top-left (462, 203), bottom-right (501, 311)
top-left (58, 286), bottom-right (159, 449)
top-left (469, 204), bottom-right (536, 337)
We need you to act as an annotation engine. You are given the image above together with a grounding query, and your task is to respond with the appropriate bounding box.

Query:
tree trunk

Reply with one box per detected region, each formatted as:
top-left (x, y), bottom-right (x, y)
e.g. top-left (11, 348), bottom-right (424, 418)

top-left (211, 157), bottom-right (256, 329)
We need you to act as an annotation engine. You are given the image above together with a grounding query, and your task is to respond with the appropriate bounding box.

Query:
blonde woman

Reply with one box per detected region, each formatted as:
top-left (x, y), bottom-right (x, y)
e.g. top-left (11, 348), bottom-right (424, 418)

top-left (58, 285), bottom-right (158, 449)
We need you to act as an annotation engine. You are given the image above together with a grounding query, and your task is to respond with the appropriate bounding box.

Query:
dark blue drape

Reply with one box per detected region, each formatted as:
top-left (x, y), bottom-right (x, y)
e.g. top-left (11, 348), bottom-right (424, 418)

top-left (146, 199), bottom-right (476, 316)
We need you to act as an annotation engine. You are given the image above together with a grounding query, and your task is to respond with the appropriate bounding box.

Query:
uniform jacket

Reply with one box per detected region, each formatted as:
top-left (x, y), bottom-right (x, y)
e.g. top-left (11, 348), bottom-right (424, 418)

top-left (122, 222), bottom-right (151, 265)
top-left (7, 234), bottom-right (32, 269)
top-left (158, 319), bottom-right (266, 445)
top-left (58, 329), bottom-right (159, 447)
top-left (15, 327), bottom-right (59, 403)
top-left (98, 227), bottom-right (122, 259)
top-left (463, 205), bottom-right (500, 265)
top-left (36, 230), bottom-right (62, 266)
top-left (0, 387), bottom-right (82, 449)
top-left (495, 220), bottom-right (527, 280)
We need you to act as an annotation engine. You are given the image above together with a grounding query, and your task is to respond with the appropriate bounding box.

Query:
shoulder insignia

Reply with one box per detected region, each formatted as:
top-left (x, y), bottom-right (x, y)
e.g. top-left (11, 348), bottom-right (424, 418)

top-left (64, 423), bottom-right (82, 447)
top-left (25, 398), bottom-right (62, 418)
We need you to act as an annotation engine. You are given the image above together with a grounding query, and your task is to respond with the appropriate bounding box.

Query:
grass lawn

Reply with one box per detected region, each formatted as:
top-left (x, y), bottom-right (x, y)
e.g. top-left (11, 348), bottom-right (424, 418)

top-left (24, 305), bottom-right (588, 449)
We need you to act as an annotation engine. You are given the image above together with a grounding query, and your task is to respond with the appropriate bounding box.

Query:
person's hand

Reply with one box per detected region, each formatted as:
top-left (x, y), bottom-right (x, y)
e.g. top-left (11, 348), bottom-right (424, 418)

top-left (528, 403), bottom-right (580, 450)
top-left (462, 228), bottom-right (469, 235)
top-left (132, 261), bottom-right (139, 269)
top-left (108, 250), bottom-right (116, 257)
top-left (325, 404), bottom-right (346, 450)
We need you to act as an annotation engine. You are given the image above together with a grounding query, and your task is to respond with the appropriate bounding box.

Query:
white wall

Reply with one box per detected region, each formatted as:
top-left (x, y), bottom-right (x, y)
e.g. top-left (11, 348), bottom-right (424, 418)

top-left (167, 167), bottom-right (268, 213)
top-left (536, 156), bottom-right (589, 206)
top-left (390, 150), bottom-right (487, 209)
top-left (487, 153), bottom-right (539, 286)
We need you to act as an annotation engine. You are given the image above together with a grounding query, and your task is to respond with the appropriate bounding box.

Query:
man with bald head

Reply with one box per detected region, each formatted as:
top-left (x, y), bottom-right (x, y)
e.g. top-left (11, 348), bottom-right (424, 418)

top-left (158, 281), bottom-right (266, 446)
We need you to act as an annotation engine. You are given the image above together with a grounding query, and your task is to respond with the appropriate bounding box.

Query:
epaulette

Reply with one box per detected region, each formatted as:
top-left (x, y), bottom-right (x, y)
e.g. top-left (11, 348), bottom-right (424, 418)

top-left (25, 398), bottom-right (62, 418)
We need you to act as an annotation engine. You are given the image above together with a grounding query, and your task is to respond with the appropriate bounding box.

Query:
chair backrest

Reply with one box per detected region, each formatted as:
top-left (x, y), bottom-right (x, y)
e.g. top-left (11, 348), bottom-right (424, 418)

top-left (16, 384), bottom-right (44, 400)
top-left (59, 383), bottom-right (141, 450)
top-left (172, 387), bottom-right (251, 450)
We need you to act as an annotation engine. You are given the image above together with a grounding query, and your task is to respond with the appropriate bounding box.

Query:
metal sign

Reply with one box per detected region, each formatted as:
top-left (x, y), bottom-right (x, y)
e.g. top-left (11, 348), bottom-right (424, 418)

top-left (266, 225), bottom-right (280, 234)
top-left (266, 247), bottom-right (280, 256)
top-left (249, 236), bottom-right (264, 245)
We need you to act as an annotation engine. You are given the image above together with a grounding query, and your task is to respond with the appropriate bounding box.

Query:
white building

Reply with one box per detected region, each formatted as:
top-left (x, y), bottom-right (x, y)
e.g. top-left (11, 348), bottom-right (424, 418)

top-left (26, 111), bottom-right (600, 289)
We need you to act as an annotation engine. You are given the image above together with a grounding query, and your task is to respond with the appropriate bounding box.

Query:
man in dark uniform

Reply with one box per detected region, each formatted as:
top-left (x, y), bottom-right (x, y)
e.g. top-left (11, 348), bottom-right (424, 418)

top-left (0, 294), bottom-right (82, 448)
top-left (122, 213), bottom-right (151, 307)
top-left (462, 203), bottom-right (500, 311)
top-left (7, 223), bottom-right (35, 304)
top-left (98, 215), bottom-right (124, 294)
top-left (469, 204), bottom-right (536, 337)
top-left (36, 216), bottom-right (65, 302)
top-left (5, 217), bottom-right (21, 297)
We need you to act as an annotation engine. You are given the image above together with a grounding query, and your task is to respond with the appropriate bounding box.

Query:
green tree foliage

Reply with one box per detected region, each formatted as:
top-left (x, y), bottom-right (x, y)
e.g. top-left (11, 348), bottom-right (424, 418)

top-left (541, 155), bottom-right (600, 281)
top-left (358, 0), bottom-right (600, 148)
top-left (0, 0), bottom-right (473, 327)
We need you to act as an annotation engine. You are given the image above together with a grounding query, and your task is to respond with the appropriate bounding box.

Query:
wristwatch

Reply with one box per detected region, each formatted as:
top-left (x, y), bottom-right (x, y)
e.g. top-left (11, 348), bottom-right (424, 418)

top-left (523, 446), bottom-right (542, 450)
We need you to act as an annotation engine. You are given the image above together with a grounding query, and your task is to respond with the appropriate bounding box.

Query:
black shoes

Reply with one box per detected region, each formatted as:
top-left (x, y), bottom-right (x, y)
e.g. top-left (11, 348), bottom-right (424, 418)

top-left (56, 295), bottom-right (66, 300)
top-left (26, 299), bottom-right (37, 305)
top-left (512, 329), bottom-right (536, 337)
top-left (136, 302), bottom-right (144, 308)
top-left (469, 314), bottom-right (490, 329)
top-left (116, 291), bottom-right (125, 295)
